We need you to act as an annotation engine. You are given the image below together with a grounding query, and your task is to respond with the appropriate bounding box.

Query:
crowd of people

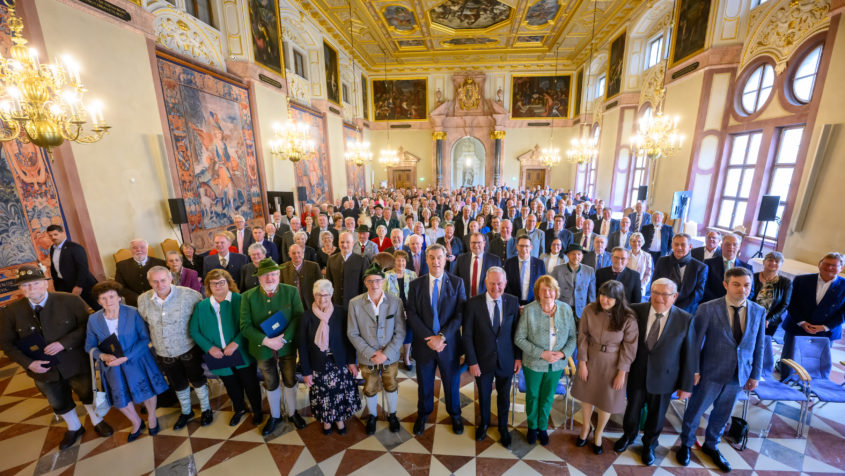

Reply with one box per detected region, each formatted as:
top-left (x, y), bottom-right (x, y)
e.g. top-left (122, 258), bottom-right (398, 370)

top-left (1, 185), bottom-right (843, 472)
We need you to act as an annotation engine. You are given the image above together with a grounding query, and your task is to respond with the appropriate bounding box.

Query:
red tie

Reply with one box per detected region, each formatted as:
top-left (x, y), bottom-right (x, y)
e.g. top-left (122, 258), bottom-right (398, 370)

top-left (471, 256), bottom-right (479, 297)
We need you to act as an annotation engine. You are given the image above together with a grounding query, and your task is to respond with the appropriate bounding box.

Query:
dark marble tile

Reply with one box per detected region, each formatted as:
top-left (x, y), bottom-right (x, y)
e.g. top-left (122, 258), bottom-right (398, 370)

top-left (373, 423), bottom-right (412, 450)
top-left (335, 449), bottom-right (383, 476)
top-left (152, 435), bottom-right (189, 468)
top-left (295, 465), bottom-right (325, 476)
top-left (155, 455), bottom-right (197, 476)
top-left (475, 456), bottom-right (518, 476)
top-left (433, 454), bottom-right (472, 473)
top-left (266, 443), bottom-right (304, 475)
top-left (391, 452), bottom-right (430, 476)
top-left (297, 418), bottom-right (367, 463)
top-left (202, 440), bottom-right (262, 470)
top-left (33, 445), bottom-right (77, 475)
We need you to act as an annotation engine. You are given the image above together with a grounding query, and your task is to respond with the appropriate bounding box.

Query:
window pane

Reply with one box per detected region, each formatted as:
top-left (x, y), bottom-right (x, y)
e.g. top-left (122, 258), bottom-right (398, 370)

top-left (743, 68), bottom-right (762, 96)
top-left (794, 45), bottom-right (822, 103)
top-left (756, 85), bottom-right (773, 110)
top-left (730, 135), bottom-right (748, 164)
top-left (733, 201), bottom-right (747, 229)
top-left (768, 167), bottom-right (794, 199)
top-left (763, 205), bottom-right (783, 238)
top-left (718, 199), bottom-right (735, 228)
top-left (777, 127), bottom-right (803, 164)
top-left (724, 168), bottom-right (741, 196)
top-left (796, 46), bottom-right (822, 78)
top-left (746, 132), bottom-right (762, 164)
top-left (793, 77), bottom-right (814, 103)
top-left (741, 92), bottom-right (757, 114)
top-left (739, 169), bottom-right (755, 198)
top-left (761, 65), bottom-right (775, 88)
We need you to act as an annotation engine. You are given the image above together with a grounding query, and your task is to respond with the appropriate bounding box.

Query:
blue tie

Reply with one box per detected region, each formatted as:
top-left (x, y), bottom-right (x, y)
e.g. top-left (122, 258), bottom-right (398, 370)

top-left (431, 278), bottom-right (440, 334)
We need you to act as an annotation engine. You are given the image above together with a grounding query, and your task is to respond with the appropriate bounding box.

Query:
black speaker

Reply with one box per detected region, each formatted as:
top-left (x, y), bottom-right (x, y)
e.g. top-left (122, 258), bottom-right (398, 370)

top-left (758, 195), bottom-right (780, 221)
top-left (167, 198), bottom-right (188, 224)
top-left (637, 186), bottom-right (648, 201)
top-left (297, 186), bottom-right (307, 202)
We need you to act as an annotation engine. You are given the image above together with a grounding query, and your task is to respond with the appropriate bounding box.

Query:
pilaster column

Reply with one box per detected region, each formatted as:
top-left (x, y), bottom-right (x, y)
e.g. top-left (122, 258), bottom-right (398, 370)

top-left (433, 131), bottom-right (446, 188)
top-left (491, 130), bottom-right (506, 186)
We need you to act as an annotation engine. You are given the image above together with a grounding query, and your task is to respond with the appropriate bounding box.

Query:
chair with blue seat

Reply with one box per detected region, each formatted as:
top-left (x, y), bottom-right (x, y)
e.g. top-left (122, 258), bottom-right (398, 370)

top-left (747, 335), bottom-right (809, 438)
top-left (510, 356), bottom-right (576, 429)
top-left (781, 336), bottom-right (845, 433)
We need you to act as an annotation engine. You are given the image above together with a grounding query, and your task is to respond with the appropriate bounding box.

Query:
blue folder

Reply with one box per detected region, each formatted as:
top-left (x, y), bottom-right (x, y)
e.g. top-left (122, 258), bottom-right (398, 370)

top-left (259, 310), bottom-right (289, 338)
top-left (17, 333), bottom-right (59, 366)
top-left (202, 351), bottom-right (245, 370)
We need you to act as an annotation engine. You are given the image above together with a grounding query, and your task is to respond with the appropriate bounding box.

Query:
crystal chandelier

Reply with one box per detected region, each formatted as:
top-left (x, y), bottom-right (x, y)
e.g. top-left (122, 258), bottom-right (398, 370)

top-left (269, 111), bottom-right (314, 163)
top-left (566, 136), bottom-right (598, 164)
top-left (0, 4), bottom-right (109, 152)
top-left (540, 145), bottom-right (561, 167)
top-left (345, 134), bottom-right (372, 166)
top-left (630, 111), bottom-right (684, 160)
top-left (378, 147), bottom-right (399, 166)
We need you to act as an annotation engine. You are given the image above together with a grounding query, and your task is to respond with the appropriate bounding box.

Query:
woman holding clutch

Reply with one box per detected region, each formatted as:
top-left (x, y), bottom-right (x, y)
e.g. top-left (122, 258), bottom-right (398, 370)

top-left (189, 269), bottom-right (263, 427)
top-left (85, 280), bottom-right (168, 442)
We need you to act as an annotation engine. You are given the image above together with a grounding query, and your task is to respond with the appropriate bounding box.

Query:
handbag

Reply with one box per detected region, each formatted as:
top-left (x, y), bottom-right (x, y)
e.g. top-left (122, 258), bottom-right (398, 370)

top-left (89, 348), bottom-right (111, 418)
top-left (727, 416), bottom-right (749, 450)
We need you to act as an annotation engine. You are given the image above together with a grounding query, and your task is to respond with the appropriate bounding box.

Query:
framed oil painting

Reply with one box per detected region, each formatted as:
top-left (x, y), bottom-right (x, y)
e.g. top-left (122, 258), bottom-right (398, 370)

top-left (361, 74), bottom-right (369, 121)
top-left (671, 0), bottom-right (712, 66)
top-left (324, 41), bottom-right (341, 105)
top-left (247, 0), bottom-right (283, 75)
top-left (372, 78), bottom-right (428, 121)
top-left (574, 69), bottom-right (583, 117)
top-left (510, 75), bottom-right (571, 119)
top-left (605, 30), bottom-right (626, 100)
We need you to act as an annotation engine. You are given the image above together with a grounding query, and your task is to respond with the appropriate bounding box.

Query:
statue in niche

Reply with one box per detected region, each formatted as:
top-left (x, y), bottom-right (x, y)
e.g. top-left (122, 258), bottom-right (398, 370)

top-left (451, 137), bottom-right (484, 188)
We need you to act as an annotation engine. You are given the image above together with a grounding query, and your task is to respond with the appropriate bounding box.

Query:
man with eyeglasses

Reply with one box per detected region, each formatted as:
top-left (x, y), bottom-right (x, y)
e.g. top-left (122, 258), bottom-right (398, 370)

top-left (595, 247), bottom-right (642, 304)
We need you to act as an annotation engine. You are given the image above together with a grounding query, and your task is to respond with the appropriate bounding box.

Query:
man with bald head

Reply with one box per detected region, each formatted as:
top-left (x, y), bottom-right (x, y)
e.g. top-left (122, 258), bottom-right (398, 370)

top-left (114, 238), bottom-right (166, 306)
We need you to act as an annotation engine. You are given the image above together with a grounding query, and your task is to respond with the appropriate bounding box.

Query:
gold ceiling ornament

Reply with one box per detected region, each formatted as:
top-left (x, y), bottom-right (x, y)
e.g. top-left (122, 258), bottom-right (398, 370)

top-left (741, 0), bottom-right (829, 74)
top-left (0, 3), bottom-right (110, 153)
top-left (457, 77), bottom-right (480, 111)
top-left (269, 99), bottom-right (315, 163)
top-left (638, 59), bottom-right (667, 110)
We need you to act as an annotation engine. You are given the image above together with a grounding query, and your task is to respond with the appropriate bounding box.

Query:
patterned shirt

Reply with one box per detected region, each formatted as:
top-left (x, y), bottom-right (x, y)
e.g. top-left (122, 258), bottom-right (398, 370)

top-left (137, 285), bottom-right (203, 357)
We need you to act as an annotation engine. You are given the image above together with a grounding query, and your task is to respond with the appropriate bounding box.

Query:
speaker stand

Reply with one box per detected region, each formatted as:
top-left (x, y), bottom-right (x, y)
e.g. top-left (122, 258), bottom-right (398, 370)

top-left (752, 221), bottom-right (769, 259)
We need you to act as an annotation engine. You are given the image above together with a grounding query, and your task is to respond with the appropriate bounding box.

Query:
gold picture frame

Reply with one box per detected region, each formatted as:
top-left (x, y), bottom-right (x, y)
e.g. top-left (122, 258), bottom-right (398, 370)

top-left (371, 77), bottom-right (429, 122)
top-left (510, 73), bottom-right (572, 119)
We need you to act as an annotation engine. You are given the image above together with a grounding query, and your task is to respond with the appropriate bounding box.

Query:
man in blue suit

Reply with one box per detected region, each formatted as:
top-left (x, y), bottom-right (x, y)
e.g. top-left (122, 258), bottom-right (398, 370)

top-left (628, 201), bottom-right (651, 233)
top-left (504, 236), bottom-right (546, 306)
top-left (642, 211), bottom-right (673, 263)
top-left (404, 234), bottom-right (428, 277)
top-left (677, 267), bottom-right (765, 472)
top-left (406, 244), bottom-right (467, 436)
top-left (463, 267), bottom-right (521, 448)
top-left (653, 234), bottom-right (708, 315)
top-left (780, 252), bottom-right (845, 379)
top-left (702, 233), bottom-right (753, 302)
top-left (515, 214), bottom-right (545, 258)
top-left (545, 214), bottom-right (574, 253)
top-left (454, 232), bottom-right (502, 298)
top-left (203, 231), bottom-right (248, 283)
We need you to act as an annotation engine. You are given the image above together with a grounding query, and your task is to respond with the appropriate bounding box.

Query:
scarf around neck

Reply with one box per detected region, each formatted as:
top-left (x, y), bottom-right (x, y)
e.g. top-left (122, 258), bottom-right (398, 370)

top-left (312, 303), bottom-right (334, 352)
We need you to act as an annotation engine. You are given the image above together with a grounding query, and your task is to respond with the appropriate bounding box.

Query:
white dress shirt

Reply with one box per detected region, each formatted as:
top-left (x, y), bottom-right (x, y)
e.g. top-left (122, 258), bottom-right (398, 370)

top-left (704, 247), bottom-right (718, 260)
top-left (485, 292), bottom-right (501, 328)
top-left (645, 306), bottom-right (668, 341)
top-left (649, 225), bottom-right (662, 252)
top-left (816, 275), bottom-right (833, 304)
top-left (209, 291), bottom-right (233, 346)
top-left (428, 273), bottom-right (444, 301)
top-left (52, 239), bottom-right (67, 279)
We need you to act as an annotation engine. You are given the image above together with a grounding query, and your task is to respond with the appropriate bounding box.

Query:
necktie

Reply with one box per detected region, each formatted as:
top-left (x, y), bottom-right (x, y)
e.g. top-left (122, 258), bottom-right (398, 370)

top-left (731, 306), bottom-right (743, 344)
top-left (220, 256), bottom-right (228, 268)
top-left (493, 300), bottom-right (501, 334)
top-left (725, 259), bottom-right (733, 273)
top-left (646, 312), bottom-right (663, 350)
top-left (520, 260), bottom-right (528, 301)
top-left (33, 305), bottom-right (44, 332)
top-left (635, 214), bottom-right (641, 231)
top-left (431, 278), bottom-right (440, 334)
top-left (471, 256), bottom-right (479, 297)
top-left (601, 221), bottom-right (608, 236)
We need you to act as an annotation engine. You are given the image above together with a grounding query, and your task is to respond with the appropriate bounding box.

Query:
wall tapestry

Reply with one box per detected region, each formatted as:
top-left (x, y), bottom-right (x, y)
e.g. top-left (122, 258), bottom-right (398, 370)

top-left (247, 0), bottom-right (283, 74)
top-left (157, 53), bottom-right (264, 250)
top-left (606, 30), bottom-right (626, 99)
top-left (671, 0), bottom-right (711, 65)
top-left (511, 75), bottom-right (571, 118)
top-left (343, 125), bottom-right (367, 194)
top-left (289, 104), bottom-right (333, 204)
top-left (372, 78), bottom-right (428, 121)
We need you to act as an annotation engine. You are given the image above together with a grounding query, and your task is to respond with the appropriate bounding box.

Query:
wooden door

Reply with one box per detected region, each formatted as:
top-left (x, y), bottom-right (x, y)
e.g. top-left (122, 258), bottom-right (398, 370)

top-left (392, 169), bottom-right (413, 189)
top-left (525, 168), bottom-right (546, 189)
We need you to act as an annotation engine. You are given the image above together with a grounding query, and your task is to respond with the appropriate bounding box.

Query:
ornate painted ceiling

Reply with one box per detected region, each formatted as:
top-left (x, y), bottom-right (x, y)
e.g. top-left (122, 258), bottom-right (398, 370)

top-left (297, 0), bottom-right (645, 73)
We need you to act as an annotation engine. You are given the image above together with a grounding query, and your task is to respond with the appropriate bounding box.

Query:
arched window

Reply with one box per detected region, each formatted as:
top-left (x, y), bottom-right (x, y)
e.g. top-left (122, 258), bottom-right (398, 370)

top-left (792, 45), bottom-right (823, 104)
top-left (741, 64), bottom-right (774, 115)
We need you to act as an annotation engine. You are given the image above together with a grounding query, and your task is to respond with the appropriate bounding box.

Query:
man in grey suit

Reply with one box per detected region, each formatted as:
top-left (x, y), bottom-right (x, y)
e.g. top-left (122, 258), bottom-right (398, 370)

top-left (353, 225), bottom-right (379, 261)
top-left (677, 267), bottom-right (765, 472)
top-left (551, 244), bottom-right (596, 319)
top-left (347, 264), bottom-right (405, 435)
top-left (515, 214), bottom-right (545, 258)
top-left (615, 278), bottom-right (694, 465)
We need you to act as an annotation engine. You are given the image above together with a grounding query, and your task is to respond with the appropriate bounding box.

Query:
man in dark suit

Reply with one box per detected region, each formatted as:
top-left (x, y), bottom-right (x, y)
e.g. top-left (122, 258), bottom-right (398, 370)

top-left (691, 231), bottom-right (722, 262)
top-left (203, 231), bottom-right (249, 283)
top-left (280, 244), bottom-right (322, 309)
top-left (404, 234), bottom-right (428, 277)
top-left (677, 267), bottom-right (765, 472)
top-left (406, 244), bottom-right (467, 435)
top-left (504, 236), bottom-right (546, 306)
top-left (278, 217), bottom-right (302, 263)
top-left (250, 226), bottom-right (279, 263)
top-left (583, 235), bottom-right (612, 270)
top-left (46, 225), bottom-right (98, 310)
top-left (593, 208), bottom-right (620, 238)
top-left (454, 232), bottom-right (502, 298)
top-left (384, 228), bottom-right (406, 254)
top-left (0, 265), bottom-right (113, 450)
top-left (614, 278), bottom-right (693, 464)
top-left (271, 210), bottom-right (291, 236)
top-left (436, 221), bottom-right (463, 266)
top-left (702, 233), bottom-right (753, 302)
top-left (265, 223), bottom-right (285, 259)
top-left (780, 252), bottom-right (845, 379)
top-left (608, 217), bottom-right (632, 250)
top-left (463, 267), bottom-right (521, 448)
top-left (461, 220), bottom-right (489, 253)
top-left (340, 189), bottom-right (359, 214)
top-left (572, 219), bottom-right (597, 252)
top-left (545, 215), bottom-right (574, 254)
top-left (642, 211), bottom-right (673, 263)
top-left (307, 213), bottom-right (338, 250)
top-left (325, 231), bottom-right (369, 310)
top-left (628, 201), bottom-right (651, 233)
top-left (596, 248), bottom-right (642, 304)
top-left (454, 206), bottom-right (473, 240)
top-left (114, 238), bottom-right (167, 306)
top-left (652, 234), bottom-right (707, 315)
top-left (231, 215), bottom-right (254, 255)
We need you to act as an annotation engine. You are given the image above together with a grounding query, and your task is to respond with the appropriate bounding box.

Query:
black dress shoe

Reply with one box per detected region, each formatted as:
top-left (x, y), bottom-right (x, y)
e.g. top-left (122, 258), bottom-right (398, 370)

top-left (538, 430), bottom-right (549, 446)
top-left (527, 429), bottom-right (538, 445)
top-left (261, 416), bottom-right (282, 436)
top-left (148, 423), bottom-right (160, 436)
top-left (289, 411), bottom-right (306, 429)
top-left (335, 421), bottom-right (347, 435)
top-left (575, 435), bottom-right (587, 447)
top-left (676, 445), bottom-right (691, 466)
top-left (173, 412), bottom-right (195, 430)
top-left (229, 410), bottom-right (247, 427)
top-left (499, 430), bottom-right (512, 448)
top-left (200, 410), bottom-right (213, 426)
top-left (592, 441), bottom-right (603, 455)
top-left (128, 421), bottom-right (146, 442)
top-left (642, 446), bottom-right (655, 466)
top-left (702, 446), bottom-right (732, 472)
top-left (451, 416), bottom-right (464, 435)
top-left (475, 424), bottom-right (488, 441)
top-left (59, 427), bottom-right (85, 450)
top-left (252, 413), bottom-right (264, 426)
top-left (613, 436), bottom-right (631, 453)
top-left (322, 424), bottom-right (333, 435)
top-left (365, 415), bottom-right (377, 435)
top-left (412, 416), bottom-right (426, 435)
top-left (94, 421), bottom-right (113, 437)
top-left (387, 413), bottom-right (400, 433)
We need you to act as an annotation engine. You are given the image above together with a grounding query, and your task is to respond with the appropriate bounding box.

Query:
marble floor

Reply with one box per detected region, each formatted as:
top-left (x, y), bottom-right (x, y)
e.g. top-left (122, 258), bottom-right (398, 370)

top-left (0, 339), bottom-right (843, 476)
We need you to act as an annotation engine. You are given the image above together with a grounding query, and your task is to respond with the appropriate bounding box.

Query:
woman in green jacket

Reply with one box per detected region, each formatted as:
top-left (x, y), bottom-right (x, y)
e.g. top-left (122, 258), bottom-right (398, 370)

top-left (514, 275), bottom-right (577, 446)
top-left (190, 269), bottom-right (262, 427)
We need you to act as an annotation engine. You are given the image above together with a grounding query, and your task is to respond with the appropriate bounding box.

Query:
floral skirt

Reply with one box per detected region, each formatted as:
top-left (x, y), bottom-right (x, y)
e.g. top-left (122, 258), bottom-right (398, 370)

top-left (309, 356), bottom-right (361, 423)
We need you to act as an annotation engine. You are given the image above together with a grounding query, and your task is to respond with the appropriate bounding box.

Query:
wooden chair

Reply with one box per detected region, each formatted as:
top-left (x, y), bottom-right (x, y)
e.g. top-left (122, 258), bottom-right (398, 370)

top-left (113, 248), bottom-right (131, 264)
top-left (161, 238), bottom-right (180, 257)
